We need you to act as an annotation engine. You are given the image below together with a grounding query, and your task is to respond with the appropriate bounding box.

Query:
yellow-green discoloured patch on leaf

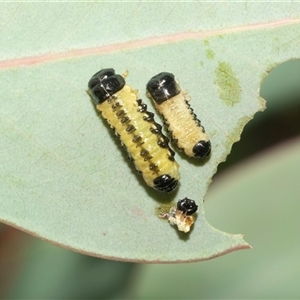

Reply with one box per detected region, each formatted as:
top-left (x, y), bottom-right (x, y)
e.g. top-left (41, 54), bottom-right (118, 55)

top-left (215, 61), bottom-right (242, 106)
top-left (205, 49), bottom-right (215, 60)
top-left (203, 39), bottom-right (210, 46)
top-left (155, 203), bottom-right (175, 218)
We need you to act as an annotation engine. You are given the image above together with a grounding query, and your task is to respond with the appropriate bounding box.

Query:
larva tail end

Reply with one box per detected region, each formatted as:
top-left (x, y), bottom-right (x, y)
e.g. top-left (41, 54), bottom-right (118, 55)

top-left (193, 140), bottom-right (211, 158)
top-left (153, 174), bottom-right (179, 193)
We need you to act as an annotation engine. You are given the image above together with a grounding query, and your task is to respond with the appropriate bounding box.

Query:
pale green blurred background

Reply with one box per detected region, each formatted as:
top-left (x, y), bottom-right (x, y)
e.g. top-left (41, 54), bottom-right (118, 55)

top-left (1, 59), bottom-right (299, 298)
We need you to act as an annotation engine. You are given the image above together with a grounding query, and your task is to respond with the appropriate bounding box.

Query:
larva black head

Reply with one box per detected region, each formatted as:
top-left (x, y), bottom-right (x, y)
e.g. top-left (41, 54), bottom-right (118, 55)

top-left (146, 72), bottom-right (180, 104)
top-left (88, 68), bottom-right (125, 105)
top-left (88, 68), bottom-right (116, 90)
top-left (193, 140), bottom-right (211, 158)
top-left (177, 198), bottom-right (198, 215)
top-left (153, 174), bottom-right (178, 193)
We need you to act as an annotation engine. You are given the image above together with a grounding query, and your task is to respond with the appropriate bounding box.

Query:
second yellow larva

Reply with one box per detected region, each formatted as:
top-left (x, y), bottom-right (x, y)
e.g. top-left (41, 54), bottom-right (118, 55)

top-left (88, 68), bottom-right (180, 193)
top-left (146, 72), bottom-right (211, 158)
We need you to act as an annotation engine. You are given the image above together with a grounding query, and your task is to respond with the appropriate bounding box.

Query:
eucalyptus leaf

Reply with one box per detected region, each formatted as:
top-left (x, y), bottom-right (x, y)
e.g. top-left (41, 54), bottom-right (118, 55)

top-left (1, 2), bottom-right (299, 262)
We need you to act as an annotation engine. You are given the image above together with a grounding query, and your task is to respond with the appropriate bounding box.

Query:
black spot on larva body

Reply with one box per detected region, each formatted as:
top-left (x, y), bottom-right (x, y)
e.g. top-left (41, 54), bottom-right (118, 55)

top-left (149, 163), bottom-right (160, 174)
top-left (88, 68), bottom-right (125, 105)
top-left (116, 110), bottom-right (125, 117)
top-left (193, 140), bottom-right (211, 158)
top-left (121, 116), bottom-right (130, 124)
top-left (168, 148), bottom-right (176, 160)
top-left (146, 72), bottom-right (180, 104)
top-left (153, 175), bottom-right (178, 193)
top-left (150, 123), bottom-right (162, 135)
top-left (143, 112), bottom-right (154, 122)
top-left (132, 135), bottom-right (142, 144)
top-left (140, 149), bottom-right (152, 161)
top-left (137, 99), bottom-right (148, 113)
top-left (112, 102), bottom-right (121, 111)
top-left (126, 125), bottom-right (136, 133)
top-left (168, 155), bottom-right (175, 162)
top-left (157, 136), bottom-right (170, 148)
top-left (140, 149), bottom-right (148, 156)
top-left (177, 198), bottom-right (198, 215)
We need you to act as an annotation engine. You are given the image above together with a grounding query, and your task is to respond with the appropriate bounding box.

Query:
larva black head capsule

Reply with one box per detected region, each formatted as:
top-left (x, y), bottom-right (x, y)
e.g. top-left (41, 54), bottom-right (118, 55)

top-left (193, 140), bottom-right (211, 158)
top-left (146, 72), bottom-right (180, 104)
top-left (88, 68), bottom-right (125, 105)
top-left (88, 68), bottom-right (116, 90)
top-left (177, 198), bottom-right (198, 215)
top-left (153, 174), bottom-right (178, 193)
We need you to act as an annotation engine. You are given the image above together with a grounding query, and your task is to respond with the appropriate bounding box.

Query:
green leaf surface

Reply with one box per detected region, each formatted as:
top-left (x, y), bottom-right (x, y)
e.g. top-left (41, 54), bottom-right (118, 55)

top-left (1, 2), bottom-right (299, 262)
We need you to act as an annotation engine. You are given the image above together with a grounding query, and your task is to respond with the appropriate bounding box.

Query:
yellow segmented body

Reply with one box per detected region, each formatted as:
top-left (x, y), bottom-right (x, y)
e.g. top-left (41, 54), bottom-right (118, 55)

top-left (146, 72), bottom-right (211, 159)
top-left (88, 69), bottom-right (179, 192)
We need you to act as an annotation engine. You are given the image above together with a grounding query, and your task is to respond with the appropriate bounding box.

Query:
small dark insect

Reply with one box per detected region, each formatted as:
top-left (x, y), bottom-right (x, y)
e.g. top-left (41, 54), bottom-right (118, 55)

top-left (177, 197), bottom-right (198, 215)
top-left (87, 68), bottom-right (180, 193)
top-left (146, 72), bottom-right (211, 158)
top-left (160, 197), bottom-right (198, 233)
